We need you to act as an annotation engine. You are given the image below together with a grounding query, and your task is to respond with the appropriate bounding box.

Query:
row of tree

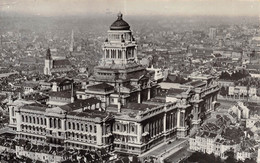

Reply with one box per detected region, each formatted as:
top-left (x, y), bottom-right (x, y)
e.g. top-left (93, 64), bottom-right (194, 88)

top-left (219, 70), bottom-right (250, 81)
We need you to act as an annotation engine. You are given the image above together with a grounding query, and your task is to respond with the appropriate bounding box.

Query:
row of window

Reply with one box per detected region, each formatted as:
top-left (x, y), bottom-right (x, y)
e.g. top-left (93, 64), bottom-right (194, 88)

top-left (67, 122), bottom-right (97, 133)
top-left (21, 125), bottom-right (46, 133)
top-left (67, 132), bottom-right (97, 141)
top-left (114, 123), bottom-right (136, 133)
top-left (22, 115), bottom-right (46, 125)
top-left (105, 49), bottom-right (122, 59)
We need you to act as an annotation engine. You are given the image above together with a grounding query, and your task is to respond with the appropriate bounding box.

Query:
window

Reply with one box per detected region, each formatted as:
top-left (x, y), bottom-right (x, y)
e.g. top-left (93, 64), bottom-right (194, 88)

top-left (90, 125), bottom-right (92, 132)
top-left (94, 126), bottom-right (97, 133)
top-left (118, 50), bottom-right (122, 59)
top-left (106, 50), bottom-right (109, 58)
top-left (72, 123), bottom-right (75, 130)
top-left (12, 107), bottom-right (14, 116)
top-left (85, 124), bottom-right (88, 132)
top-left (77, 123), bottom-right (80, 130)
top-left (111, 50), bottom-right (116, 58)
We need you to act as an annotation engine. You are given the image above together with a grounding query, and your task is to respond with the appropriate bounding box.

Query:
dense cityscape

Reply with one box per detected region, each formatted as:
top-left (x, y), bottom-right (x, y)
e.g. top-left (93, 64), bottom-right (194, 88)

top-left (0, 0), bottom-right (260, 163)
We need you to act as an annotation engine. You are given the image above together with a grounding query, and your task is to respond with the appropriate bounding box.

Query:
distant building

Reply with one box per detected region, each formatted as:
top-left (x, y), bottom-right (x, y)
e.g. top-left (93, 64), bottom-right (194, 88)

top-left (44, 49), bottom-right (72, 75)
top-left (228, 102), bottom-right (249, 120)
top-left (209, 28), bottom-right (217, 40)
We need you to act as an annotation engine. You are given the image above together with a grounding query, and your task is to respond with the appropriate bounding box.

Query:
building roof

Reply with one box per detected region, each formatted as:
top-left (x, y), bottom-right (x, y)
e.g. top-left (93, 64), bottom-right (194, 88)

top-left (60, 97), bottom-right (101, 112)
top-left (21, 103), bottom-right (47, 112)
top-left (23, 93), bottom-right (48, 101)
top-left (87, 83), bottom-right (114, 92)
top-left (107, 102), bottom-right (157, 118)
top-left (68, 109), bottom-right (108, 119)
top-left (185, 80), bottom-right (206, 88)
top-left (53, 59), bottom-right (71, 67)
top-left (49, 78), bottom-right (73, 86)
top-left (49, 91), bottom-right (72, 99)
top-left (110, 13), bottom-right (130, 31)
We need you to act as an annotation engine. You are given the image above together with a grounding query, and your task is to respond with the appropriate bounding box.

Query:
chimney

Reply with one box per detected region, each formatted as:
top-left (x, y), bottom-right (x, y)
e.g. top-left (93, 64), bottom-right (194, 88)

top-left (71, 83), bottom-right (74, 103)
top-left (8, 94), bottom-right (13, 103)
top-left (18, 92), bottom-right (22, 100)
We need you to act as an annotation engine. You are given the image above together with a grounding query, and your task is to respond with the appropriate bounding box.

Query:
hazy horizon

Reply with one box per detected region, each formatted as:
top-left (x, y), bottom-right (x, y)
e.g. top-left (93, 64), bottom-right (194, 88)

top-left (0, 0), bottom-right (260, 17)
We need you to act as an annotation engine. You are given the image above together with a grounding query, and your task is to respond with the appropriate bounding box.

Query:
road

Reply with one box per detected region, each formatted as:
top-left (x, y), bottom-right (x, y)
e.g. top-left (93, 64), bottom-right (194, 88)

top-left (164, 145), bottom-right (191, 163)
top-left (139, 138), bottom-right (187, 162)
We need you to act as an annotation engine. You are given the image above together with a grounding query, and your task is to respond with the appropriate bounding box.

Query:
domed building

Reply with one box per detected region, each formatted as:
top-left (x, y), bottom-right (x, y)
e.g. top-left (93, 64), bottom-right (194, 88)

top-left (82, 13), bottom-right (159, 108)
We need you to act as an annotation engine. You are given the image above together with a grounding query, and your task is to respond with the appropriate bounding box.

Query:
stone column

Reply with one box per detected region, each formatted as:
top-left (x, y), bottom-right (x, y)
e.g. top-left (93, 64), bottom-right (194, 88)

top-left (138, 92), bottom-right (141, 103)
top-left (177, 109), bottom-right (180, 128)
top-left (16, 111), bottom-right (22, 132)
top-left (137, 124), bottom-right (142, 144)
top-left (163, 113), bottom-right (166, 133)
top-left (46, 117), bottom-right (50, 129)
top-left (134, 47), bottom-right (138, 62)
top-left (61, 119), bottom-right (65, 131)
top-left (96, 124), bottom-right (102, 146)
top-left (147, 88), bottom-right (151, 100)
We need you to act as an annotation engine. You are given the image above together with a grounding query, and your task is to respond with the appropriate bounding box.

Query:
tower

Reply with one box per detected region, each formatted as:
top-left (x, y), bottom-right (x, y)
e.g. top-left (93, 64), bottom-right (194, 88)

top-left (90, 12), bottom-right (143, 85)
top-left (44, 48), bottom-right (53, 75)
top-left (69, 30), bottom-right (74, 53)
top-left (102, 12), bottom-right (137, 65)
top-left (209, 27), bottom-right (217, 40)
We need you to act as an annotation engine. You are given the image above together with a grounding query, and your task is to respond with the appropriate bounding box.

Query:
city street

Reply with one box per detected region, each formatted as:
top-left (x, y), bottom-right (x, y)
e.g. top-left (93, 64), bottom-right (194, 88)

top-left (164, 145), bottom-right (191, 163)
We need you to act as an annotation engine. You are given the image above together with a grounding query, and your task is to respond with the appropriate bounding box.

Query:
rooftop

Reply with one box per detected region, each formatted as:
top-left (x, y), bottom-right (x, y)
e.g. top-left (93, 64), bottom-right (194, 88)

top-left (107, 102), bottom-right (157, 118)
top-left (68, 109), bottom-right (108, 119)
top-left (60, 97), bottom-right (101, 112)
top-left (21, 103), bottom-right (47, 112)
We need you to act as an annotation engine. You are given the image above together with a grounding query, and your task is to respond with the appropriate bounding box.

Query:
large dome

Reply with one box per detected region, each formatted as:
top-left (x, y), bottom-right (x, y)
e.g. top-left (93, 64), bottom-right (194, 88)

top-left (110, 13), bottom-right (130, 30)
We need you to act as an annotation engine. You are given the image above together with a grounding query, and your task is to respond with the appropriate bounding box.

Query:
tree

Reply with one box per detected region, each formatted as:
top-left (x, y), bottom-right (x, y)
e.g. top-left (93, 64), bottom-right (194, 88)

top-left (224, 149), bottom-right (236, 163)
top-left (244, 158), bottom-right (256, 163)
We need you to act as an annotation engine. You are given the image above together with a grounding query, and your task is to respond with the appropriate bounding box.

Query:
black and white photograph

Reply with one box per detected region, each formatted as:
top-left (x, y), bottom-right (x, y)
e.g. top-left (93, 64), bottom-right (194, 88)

top-left (0, 0), bottom-right (260, 162)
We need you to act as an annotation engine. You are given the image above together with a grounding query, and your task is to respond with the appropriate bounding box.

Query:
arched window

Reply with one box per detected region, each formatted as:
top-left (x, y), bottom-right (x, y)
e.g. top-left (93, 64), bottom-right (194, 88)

top-left (33, 117), bottom-right (35, 124)
top-left (25, 116), bottom-right (28, 122)
top-left (72, 123), bottom-right (75, 130)
top-left (58, 119), bottom-right (61, 129)
top-left (29, 116), bottom-right (32, 123)
top-left (89, 125), bottom-right (92, 132)
top-left (81, 124), bottom-right (84, 131)
top-left (106, 50), bottom-right (109, 58)
top-left (36, 117), bottom-right (39, 124)
top-left (40, 118), bottom-right (43, 125)
top-left (68, 122), bottom-right (71, 129)
top-left (118, 50), bottom-right (122, 59)
top-left (22, 115), bottom-right (24, 122)
top-left (94, 126), bottom-right (97, 133)
top-left (53, 119), bottom-right (56, 128)
top-left (85, 124), bottom-right (88, 132)
top-left (77, 123), bottom-right (80, 130)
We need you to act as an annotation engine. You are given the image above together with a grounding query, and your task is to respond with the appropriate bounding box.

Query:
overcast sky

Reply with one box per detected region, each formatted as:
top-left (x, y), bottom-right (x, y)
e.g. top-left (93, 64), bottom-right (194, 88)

top-left (0, 0), bottom-right (260, 17)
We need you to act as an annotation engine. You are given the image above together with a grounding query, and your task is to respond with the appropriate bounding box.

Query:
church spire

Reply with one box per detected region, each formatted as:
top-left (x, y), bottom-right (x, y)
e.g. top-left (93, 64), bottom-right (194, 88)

top-left (46, 48), bottom-right (51, 60)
